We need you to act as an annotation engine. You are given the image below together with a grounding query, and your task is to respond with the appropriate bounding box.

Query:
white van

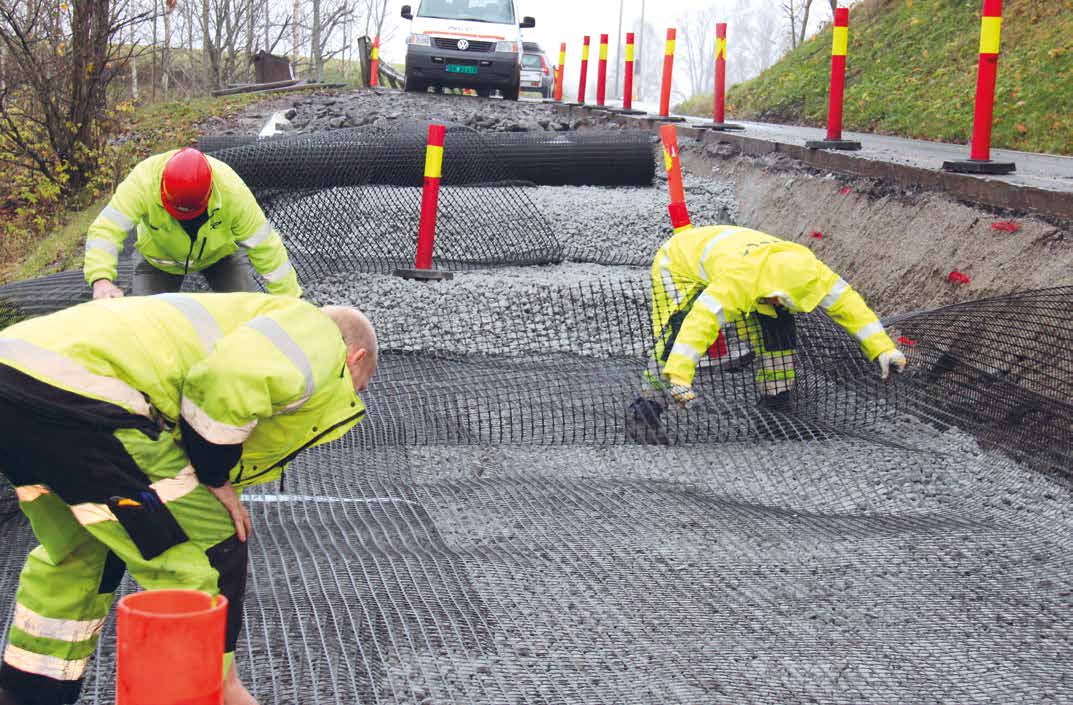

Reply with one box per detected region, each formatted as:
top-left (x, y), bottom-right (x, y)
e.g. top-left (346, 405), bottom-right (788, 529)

top-left (401, 0), bottom-right (536, 100)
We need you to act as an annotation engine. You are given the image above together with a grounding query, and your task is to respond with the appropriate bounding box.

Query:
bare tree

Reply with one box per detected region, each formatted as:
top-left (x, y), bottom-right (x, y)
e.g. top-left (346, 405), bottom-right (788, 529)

top-left (678, 7), bottom-right (718, 100)
top-left (0, 0), bottom-right (148, 192)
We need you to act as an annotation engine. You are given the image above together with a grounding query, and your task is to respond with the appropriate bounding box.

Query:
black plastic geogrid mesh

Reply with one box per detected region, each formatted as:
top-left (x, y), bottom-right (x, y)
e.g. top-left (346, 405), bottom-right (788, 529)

top-left (0, 279), bottom-right (1071, 704)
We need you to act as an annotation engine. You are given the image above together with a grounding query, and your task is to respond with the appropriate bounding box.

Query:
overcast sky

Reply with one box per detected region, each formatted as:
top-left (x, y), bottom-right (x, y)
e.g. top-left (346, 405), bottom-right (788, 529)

top-left (381, 0), bottom-right (784, 66)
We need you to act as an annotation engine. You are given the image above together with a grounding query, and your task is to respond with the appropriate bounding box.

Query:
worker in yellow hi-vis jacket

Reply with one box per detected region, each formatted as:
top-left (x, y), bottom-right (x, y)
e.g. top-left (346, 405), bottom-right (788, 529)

top-left (628, 225), bottom-right (906, 445)
top-left (84, 148), bottom-right (301, 299)
top-left (0, 294), bottom-right (376, 705)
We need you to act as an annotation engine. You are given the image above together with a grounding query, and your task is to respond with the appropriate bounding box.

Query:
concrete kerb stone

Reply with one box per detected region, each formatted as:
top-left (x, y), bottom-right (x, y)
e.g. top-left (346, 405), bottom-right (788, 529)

top-left (550, 103), bottom-right (1073, 221)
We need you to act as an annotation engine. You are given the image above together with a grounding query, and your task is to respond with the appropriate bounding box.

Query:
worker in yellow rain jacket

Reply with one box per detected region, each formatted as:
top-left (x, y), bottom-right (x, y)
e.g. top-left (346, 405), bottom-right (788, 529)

top-left (0, 294), bottom-right (376, 705)
top-left (628, 225), bottom-right (907, 444)
top-left (84, 148), bottom-right (301, 299)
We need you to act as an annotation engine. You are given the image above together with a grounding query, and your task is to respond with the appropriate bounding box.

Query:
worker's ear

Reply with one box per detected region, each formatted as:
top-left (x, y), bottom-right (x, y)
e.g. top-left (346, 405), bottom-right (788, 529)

top-left (346, 347), bottom-right (368, 367)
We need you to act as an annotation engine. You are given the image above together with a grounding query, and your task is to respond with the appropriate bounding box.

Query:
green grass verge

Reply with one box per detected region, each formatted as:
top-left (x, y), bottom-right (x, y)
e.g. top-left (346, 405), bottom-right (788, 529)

top-left (676, 0), bottom-right (1073, 155)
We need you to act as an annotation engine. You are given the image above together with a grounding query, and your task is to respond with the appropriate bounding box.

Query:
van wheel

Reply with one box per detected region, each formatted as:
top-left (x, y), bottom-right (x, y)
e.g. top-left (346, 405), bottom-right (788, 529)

top-left (405, 79), bottom-right (427, 93)
top-left (476, 88), bottom-right (492, 98)
top-left (502, 83), bottom-right (520, 101)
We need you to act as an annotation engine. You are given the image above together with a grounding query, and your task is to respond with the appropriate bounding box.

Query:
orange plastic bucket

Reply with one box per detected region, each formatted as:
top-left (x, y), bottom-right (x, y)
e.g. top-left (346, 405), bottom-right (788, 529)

top-left (116, 590), bottom-right (228, 705)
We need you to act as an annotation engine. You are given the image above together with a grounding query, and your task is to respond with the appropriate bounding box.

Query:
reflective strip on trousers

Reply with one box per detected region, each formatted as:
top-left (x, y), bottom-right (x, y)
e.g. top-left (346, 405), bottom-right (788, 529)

top-left (145, 255), bottom-right (181, 267)
top-left (820, 278), bottom-right (850, 310)
top-left (3, 644), bottom-right (88, 681)
top-left (84, 238), bottom-right (119, 258)
top-left (670, 342), bottom-right (702, 364)
top-left (180, 396), bottom-right (258, 445)
top-left (262, 260), bottom-right (294, 284)
top-left (697, 228), bottom-right (745, 281)
top-left (100, 205), bottom-right (135, 233)
top-left (0, 340), bottom-right (151, 418)
top-left (855, 321), bottom-right (885, 342)
top-left (246, 316), bottom-right (315, 410)
top-left (156, 294), bottom-right (223, 354)
top-left (238, 222), bottom-right (273, 250)
top-left (12, 605), bottom-right (106, 644)
top-left (68, 465), bottom-right (200, 527)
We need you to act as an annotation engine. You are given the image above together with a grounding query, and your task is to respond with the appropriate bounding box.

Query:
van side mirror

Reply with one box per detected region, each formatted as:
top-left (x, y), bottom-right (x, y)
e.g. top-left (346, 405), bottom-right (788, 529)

top-left (401, 5), bottom-right (413, 20)
top-left (520, 16), bottom-right (536, 29)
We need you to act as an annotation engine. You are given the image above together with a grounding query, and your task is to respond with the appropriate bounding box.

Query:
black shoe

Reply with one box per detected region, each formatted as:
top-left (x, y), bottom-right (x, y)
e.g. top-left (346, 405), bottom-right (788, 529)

top-left (626, 397), bottom-right (670, 446)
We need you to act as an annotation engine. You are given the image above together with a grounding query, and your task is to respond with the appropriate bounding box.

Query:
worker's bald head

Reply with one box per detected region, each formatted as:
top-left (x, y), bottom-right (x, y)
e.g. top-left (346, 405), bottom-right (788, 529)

top-left (321, 305), bottom-right (378, 393)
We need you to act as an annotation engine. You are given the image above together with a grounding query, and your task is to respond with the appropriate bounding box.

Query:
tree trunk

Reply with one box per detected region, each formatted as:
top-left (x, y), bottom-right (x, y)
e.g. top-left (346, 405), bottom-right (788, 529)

top-left (311, 0), bottom-right (321, 82)
top-left (162, 1), bottom-right (171, 96)
top-left (798, 0), bottom-right (814, 47)
top-left (131, 21), bottom-right (139, 101)
top-left (292, 0), bottom-right (300, 74)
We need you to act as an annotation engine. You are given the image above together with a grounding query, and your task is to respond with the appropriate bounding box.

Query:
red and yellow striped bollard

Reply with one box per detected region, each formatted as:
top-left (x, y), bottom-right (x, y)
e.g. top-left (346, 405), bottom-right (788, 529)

top-left (395, 124), bottom-right (454, 281)
top-left (805, 7), bottom-right (861, 150)
top-left (943, 0), bottom-right (1016, 174)
top-left (369, 36), bottom-right (380, 88)
top-left (577, 36), bottom-right (591, 105)
top-left (554, 42), bottom-right (566, 102)
top-left (704, 22), bottom-right (744, 131)
top-left (654, 29), bottom-right (685, 122)
top-left (596, 33), bottom-right (609, 106)
top-left (619, 32), bottom-right (644, 114)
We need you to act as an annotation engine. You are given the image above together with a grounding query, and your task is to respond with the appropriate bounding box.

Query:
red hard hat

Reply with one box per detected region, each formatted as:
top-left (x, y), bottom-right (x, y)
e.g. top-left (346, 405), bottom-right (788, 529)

top-left (160, 148), bottom-right (212, 220)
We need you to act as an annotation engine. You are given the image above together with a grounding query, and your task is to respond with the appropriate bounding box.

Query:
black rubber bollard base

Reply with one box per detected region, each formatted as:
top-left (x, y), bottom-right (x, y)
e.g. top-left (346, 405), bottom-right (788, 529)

top-left (805, 139), bottom-right (862, 151)
top-left (942, 159), bottom-right (1016, 175)
top-left (393, 269), bottom-right (454, 282)
top-left (700, 122), bottom-right (745, 131)
top-left (651, 115), bottom-right (687, 123)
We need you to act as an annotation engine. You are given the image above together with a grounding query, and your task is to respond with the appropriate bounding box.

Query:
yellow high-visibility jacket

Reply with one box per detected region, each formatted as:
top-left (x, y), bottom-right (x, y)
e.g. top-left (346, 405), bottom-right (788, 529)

top-left (0, 294), bottom-right (363, 488)
top-left (660, 225), bottom-right (896, 385)
top-left (83, 151), bottom-right (301, 298)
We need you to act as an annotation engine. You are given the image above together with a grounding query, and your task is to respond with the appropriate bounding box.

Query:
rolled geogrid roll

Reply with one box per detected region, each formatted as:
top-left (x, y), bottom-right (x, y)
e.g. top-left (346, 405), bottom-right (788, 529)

top-left (198, 129), bottom-right (656, 188)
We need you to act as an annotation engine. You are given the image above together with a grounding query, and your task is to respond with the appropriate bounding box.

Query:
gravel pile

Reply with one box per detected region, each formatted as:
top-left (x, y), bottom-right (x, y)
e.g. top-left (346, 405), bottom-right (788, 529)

top-left (220, 91), bottom-right (608, 136)
top-left (306, 263), bottom-right (650, 357)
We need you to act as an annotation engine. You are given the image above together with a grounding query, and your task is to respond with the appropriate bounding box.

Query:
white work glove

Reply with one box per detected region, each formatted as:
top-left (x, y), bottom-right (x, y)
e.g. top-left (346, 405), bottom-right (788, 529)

top-left (877, 349), bottom-right (908, 381)
top-left (669, 383), bottom-right (698, 409)
top-left (92, 279), bottom-right (124, 300)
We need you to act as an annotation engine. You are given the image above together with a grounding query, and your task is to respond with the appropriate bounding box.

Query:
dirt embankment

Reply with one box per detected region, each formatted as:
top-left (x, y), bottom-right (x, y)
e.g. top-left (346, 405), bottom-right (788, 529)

top-left (680, 146), bottom-right (1073, 315)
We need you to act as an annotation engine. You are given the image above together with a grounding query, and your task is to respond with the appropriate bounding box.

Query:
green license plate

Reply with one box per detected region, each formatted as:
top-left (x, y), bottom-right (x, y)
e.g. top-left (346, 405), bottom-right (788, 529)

top-left (446, 64), bottom-right (478, 75)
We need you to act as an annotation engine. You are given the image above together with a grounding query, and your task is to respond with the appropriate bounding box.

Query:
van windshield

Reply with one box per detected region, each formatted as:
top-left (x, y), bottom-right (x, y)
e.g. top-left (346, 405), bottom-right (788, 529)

top-left (417, 0), bottom-right (515, 24)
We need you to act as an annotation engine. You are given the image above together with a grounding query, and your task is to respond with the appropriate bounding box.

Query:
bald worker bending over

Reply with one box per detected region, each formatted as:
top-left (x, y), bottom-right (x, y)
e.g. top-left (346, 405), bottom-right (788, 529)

top-left (0, 294), bottom-right (377, 705)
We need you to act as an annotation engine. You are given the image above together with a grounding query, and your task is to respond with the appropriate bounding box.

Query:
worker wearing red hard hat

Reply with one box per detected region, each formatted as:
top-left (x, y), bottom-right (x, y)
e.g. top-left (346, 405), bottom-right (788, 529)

top-left (84, 148), bottom-right (301, 299)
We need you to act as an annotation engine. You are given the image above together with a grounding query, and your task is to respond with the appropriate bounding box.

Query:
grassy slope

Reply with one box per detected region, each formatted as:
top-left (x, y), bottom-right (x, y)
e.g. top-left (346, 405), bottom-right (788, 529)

top-left (678, 0), bottom-right (1073, 155)
top-left (0, 93), bottom-right (267, 284)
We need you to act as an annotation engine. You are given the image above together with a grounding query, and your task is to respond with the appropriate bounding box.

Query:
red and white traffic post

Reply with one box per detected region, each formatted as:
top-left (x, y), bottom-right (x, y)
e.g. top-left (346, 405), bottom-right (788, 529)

top-left (553, 42), bottom-right (567, 102)
top-left (943, 0), bottom-right (1015, 174)
top-left (652, 28), bottom-right (685, 122)
top-left (575, 35), bottom-right (591, 105)
top-left (596, 34), bottom-right (610, 107)
top-left (703, 23), bottom-right (743, 131)
top-left (395, 124), bottom-right (454, 281)
top-left (806, 7), bottom-right (861, 150)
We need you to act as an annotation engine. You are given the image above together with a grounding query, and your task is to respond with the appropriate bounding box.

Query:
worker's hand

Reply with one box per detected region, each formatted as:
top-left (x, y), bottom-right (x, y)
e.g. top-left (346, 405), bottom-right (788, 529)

top-left (669, 383), bottom-right (698, 409)
top-left (877, 349), bottom-right (908, 381)
top-left (207, 481), bottom-right (252, 543)
top-left (92, 279), bottom-right (124, 300)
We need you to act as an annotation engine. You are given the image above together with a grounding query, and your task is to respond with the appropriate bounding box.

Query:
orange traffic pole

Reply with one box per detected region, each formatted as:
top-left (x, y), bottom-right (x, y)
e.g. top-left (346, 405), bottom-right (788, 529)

top-left (660, 125), bottom-right (691, 233)
top-left (117, 591), bottom-right (227, 705)
top-left (616, 32), bottom-right (644, 115)
top-left (943, 0), bottom-right (1015, 174)
top-left (805, 8), bottom-right (861, 150)
top-left (554, 42), bottom-right (566, 101)
top-left (703, 23), bottom-right (744, 131)
top-left (653, 28), bottom-right (685, 122)
top-left (395, 124), bottom-right (454, 281)
top-left (369, 36), bottom-right (380, 88)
